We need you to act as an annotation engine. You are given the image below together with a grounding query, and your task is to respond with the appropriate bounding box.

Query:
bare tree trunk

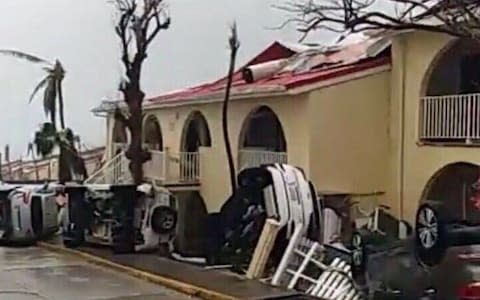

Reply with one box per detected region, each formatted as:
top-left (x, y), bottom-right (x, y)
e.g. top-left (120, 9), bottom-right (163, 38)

top-left (112, 0), bottom-right (170, 185)
top-left (123, 83), bottom-right (149, 185)
top-left (222, 24), bottom-right (240, 193)
top-left (127, 100), bottom-right (145, 185)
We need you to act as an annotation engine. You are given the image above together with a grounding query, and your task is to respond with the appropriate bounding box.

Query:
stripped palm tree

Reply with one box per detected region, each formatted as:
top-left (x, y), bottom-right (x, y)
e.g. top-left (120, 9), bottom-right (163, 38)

top-left (222, 23), bottom-right (240, 193)
top-left (0, 50), bottom-right (85, 182)
top-left (0, 51), bottom-right (66, 129)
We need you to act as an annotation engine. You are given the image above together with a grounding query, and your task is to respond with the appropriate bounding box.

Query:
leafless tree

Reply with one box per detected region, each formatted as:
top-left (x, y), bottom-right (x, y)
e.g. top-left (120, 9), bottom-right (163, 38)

top-left (111, 0), bottom-right (170, 184)
top-left (278, 0), bottom-right (480, 42)
top-left (222, 23), bottom-right (240, 193)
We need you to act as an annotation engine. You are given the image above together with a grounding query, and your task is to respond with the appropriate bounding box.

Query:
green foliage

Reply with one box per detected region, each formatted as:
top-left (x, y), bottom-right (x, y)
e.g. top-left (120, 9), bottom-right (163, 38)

top-left (33, 122), bottom-right (87, 182)
top-left (0, 49), bottom-right (86, 182)
top-left (0, 51), bottom-right (66, 128)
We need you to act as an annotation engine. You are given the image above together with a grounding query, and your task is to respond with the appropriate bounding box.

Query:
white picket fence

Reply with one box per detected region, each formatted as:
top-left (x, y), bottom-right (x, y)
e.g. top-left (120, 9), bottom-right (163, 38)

top-left (420, 93), bottom-right (480, 142)
top-left (272, 225), bottom-right (361, 300)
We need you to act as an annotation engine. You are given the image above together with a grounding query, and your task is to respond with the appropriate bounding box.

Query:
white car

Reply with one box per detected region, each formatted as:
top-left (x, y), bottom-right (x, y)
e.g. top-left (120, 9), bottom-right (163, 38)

top-left (0, 183), bottom-right (58, 243)
top-left (62, 183), bottom-right (177, 253)
top-left (204, 163), bottom-right (322, 265)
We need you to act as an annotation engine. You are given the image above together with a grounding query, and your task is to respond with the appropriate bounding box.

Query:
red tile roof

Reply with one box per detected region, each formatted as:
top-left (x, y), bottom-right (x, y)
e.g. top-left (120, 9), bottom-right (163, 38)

top-left (89, 39), bottom-right (391, 114)
top-left (143, 38), bottom-right (391, 107)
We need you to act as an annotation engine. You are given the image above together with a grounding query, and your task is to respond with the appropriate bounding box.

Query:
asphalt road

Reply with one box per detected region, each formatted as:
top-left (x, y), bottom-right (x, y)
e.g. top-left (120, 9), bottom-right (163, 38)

top-left (0, 246), bottom-right (196, 300)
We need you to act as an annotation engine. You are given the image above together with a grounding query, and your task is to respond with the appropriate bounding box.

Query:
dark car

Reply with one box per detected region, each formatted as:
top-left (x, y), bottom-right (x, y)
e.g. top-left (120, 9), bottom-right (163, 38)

top-left (360, 201), bottom-right (480, 300)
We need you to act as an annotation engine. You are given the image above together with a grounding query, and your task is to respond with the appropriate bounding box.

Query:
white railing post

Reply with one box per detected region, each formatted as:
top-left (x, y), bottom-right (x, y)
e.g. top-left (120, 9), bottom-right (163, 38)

top-left (467, 94), bottom-right (472, 143)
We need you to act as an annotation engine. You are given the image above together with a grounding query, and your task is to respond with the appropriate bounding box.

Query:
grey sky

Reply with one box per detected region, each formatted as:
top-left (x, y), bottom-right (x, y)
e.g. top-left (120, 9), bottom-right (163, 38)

top-left (0, 0), bottom-right (333, 159)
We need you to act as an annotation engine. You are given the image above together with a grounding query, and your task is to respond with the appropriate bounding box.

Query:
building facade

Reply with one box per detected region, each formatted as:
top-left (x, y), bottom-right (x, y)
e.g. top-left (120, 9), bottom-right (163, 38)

top-left (94, 30), bottom-right (480, 224)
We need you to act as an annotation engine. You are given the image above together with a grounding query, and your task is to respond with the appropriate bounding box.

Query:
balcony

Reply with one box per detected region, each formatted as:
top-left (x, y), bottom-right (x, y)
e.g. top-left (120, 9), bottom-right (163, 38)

top-left (144, 151), bottom-right (200, 184)
top-left (419, 93), bottom-right (480, 145)
top-left (86, 149), bottom-right (200, 186)
top-left (238, 149), bottom-right (288, 171)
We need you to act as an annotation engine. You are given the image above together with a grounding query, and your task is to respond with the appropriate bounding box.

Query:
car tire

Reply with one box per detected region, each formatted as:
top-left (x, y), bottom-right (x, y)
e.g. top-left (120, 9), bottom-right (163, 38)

top-left (151, 206), bottom-right (178, 235)
top-left (350, 230), bottom-right (368, 277)
top-left (414, 201), bottom-right (447, 267)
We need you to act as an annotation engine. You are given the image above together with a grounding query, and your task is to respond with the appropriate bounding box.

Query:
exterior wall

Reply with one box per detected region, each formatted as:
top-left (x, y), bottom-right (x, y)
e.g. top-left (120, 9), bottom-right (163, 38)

top-left (307, 72), bottom-right (390, 203)
top-left (107, 95), bottom-right (310, 213)
top-left (388, 31), bottom-right (480, 222)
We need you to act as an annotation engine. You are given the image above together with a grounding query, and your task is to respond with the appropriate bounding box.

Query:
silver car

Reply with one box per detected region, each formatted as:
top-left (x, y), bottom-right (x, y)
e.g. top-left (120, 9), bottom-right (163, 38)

top-left (0, 183), bottom-right (58, 243)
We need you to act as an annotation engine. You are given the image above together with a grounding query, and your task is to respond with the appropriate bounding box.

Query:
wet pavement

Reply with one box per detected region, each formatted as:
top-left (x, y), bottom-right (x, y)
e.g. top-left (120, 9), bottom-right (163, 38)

top-left (0, 246), bottom-right (196, 300)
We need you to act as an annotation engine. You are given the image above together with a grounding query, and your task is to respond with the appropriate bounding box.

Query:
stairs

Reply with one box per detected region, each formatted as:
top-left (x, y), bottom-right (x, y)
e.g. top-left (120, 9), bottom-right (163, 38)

top-left (85, 151), bottom-right (132, 185)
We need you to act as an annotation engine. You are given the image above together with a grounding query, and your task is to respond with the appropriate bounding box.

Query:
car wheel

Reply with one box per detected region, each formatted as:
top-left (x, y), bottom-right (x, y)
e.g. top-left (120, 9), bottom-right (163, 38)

top-left (350, 230), bottom-right (367, 277)
top-left (151, 206), bottom-right (177, 234)
top-left (414, 202), bottom-right (447, 267)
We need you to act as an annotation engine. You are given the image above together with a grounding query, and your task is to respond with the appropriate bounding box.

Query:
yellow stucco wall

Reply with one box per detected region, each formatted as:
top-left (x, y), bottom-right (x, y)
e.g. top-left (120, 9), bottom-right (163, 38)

top-left (105, 70), bottom-right (391, 214)
top-left (389, 31), bottom-right (480, 223)
top-left (307, 72), bottom-right (390, 202)
top-left (116, 95), bottom-right (310, 212)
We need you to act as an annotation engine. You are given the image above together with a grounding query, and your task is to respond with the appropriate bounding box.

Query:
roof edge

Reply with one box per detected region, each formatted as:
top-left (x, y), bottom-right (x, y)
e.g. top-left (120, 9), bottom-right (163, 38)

top-left (141, 57), bottom-right (391, 111)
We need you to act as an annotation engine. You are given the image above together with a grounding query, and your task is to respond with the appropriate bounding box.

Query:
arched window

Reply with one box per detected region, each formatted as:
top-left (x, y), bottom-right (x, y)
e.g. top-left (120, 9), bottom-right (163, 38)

top-left (180, 111), bottom-right (212, 152)
top-left (143, 115), bottom-right (163, 150)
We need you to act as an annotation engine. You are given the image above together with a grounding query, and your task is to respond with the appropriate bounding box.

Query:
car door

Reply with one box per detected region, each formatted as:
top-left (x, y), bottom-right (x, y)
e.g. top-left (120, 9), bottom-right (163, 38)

top-left (41, 193), bottom-right (58, 232)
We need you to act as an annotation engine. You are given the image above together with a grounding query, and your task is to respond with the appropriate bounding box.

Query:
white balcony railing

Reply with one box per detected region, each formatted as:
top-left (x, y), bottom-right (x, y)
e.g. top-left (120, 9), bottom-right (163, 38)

top-left (86, 149), bottom-right (200, 185)
top-left (238, 150), bottom-right (288, 171)
top-left (179, 152), bottom-right (200, 183)
top-left (420, 93), bottom-right (480, 143)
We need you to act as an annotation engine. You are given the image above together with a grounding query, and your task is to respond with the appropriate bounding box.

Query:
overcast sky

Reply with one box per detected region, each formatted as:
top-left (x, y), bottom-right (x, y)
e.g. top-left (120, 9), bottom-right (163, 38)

top-left (0, 0), bottom-right (335, 159)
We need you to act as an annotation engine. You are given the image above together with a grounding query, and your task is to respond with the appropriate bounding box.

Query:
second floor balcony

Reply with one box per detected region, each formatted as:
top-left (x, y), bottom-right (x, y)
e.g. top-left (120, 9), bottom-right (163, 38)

top-left (420, 93), bottom-right (480, 145)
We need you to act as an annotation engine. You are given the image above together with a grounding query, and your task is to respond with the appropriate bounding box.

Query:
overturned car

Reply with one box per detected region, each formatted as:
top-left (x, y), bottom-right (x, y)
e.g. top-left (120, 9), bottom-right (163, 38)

top-left (0, 183), bottom-right (59, 243)
top-left (197, 164), bottom-right (323, 268)
top-left (62, 183), bottom-right (177, 253)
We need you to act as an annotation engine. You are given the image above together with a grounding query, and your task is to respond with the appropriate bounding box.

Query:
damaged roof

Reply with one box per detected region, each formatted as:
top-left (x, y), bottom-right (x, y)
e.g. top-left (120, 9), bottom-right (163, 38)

top-left (93, 37), bottom-right (391, 113)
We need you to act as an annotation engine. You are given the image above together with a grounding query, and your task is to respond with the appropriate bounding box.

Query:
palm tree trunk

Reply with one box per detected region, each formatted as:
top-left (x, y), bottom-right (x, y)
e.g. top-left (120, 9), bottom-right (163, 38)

top-left (57, 79), bottom-right (66, 129)
top-left (222, 25), bottom-right (240, 193)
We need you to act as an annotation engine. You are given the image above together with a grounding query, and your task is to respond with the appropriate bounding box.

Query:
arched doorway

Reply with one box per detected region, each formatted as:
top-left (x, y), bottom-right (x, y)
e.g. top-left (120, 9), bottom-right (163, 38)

top-left (179, 111), bottom-right (212, 182)
top-left (143, 115), bottom-right (163, 150)
top-left (181, 111), bottom-right (212, 152)
top-left (420, 39), bottom-right (480, 144)
top-left (238, 106), bottom-right (287, 170)
top-left (421, 162), bottom-right (480, 222)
